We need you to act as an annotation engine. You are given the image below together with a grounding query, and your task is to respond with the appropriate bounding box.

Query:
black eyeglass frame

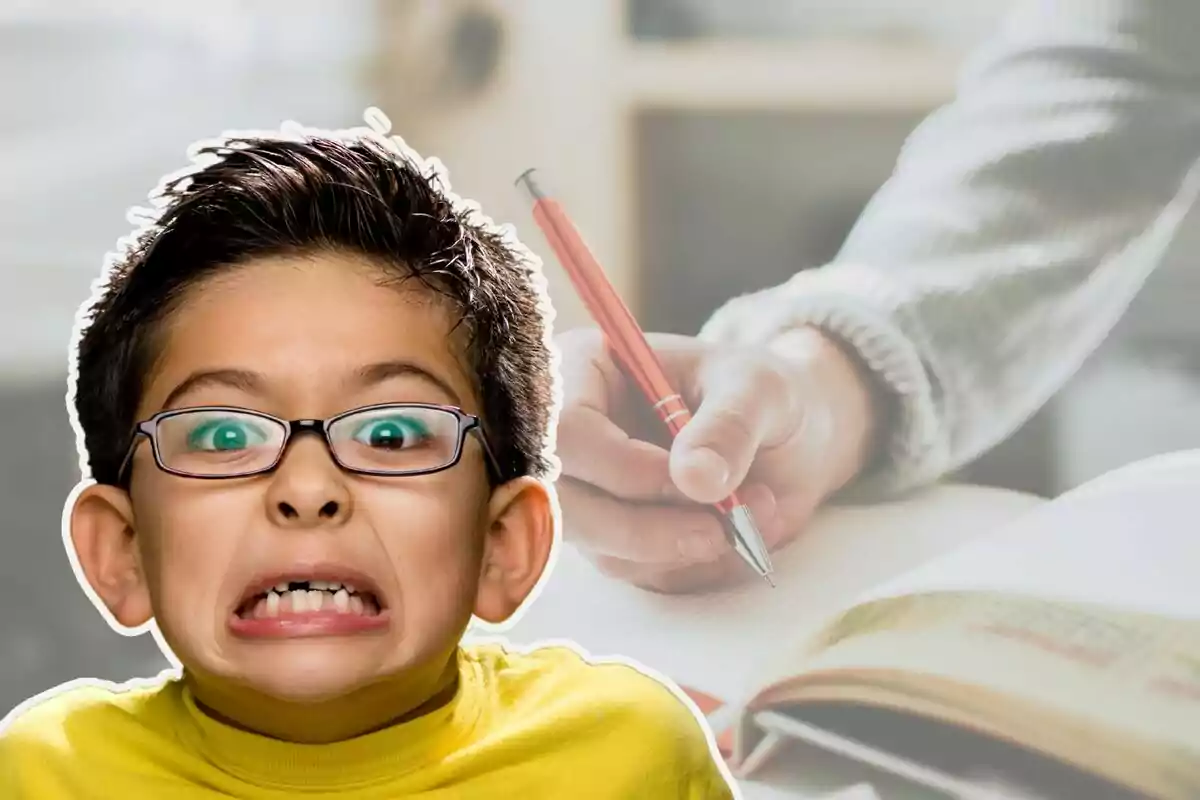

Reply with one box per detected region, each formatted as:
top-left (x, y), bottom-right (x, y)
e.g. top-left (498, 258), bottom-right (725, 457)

top-left (115, 402), bottom-right (503, 485)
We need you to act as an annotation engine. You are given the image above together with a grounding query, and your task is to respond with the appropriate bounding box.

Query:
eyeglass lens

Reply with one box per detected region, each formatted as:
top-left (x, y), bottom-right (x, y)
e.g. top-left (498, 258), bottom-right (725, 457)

top-left (152, 406), bottom-right (463, 476)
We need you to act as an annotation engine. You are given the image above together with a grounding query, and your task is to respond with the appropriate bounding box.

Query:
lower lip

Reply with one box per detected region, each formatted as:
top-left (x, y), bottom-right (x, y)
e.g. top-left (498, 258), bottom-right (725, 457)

top-left (229, 609), bottom-right (391, 639)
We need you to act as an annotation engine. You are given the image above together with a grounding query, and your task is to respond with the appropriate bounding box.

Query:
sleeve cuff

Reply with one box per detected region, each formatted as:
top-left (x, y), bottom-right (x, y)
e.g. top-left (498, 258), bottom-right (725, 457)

top-left (697, 265), bottom-right (949, 498)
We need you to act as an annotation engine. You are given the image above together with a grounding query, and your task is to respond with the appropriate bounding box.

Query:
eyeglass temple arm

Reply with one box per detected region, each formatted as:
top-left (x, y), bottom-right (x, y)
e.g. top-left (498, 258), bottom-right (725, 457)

top-left (469, 421), bottom-right (505, 482)
top-left (115, 425), bottom-right (150, 484)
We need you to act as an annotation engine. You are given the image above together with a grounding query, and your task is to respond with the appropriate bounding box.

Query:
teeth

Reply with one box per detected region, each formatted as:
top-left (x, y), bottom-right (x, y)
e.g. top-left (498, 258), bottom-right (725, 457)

top-left (242, 587), bottom-right (378, 619)
top-left (268, 580), bottom-right (354, 593)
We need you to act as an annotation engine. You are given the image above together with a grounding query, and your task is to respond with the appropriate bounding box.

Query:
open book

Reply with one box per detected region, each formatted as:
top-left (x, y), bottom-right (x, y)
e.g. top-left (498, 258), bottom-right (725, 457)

top-left (486, 452), bottom-right (1200, 799)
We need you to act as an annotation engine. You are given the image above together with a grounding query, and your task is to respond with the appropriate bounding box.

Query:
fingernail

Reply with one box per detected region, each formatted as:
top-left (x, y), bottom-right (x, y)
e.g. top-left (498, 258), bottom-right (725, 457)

top-left (685, 447), bottom-right (729, 489)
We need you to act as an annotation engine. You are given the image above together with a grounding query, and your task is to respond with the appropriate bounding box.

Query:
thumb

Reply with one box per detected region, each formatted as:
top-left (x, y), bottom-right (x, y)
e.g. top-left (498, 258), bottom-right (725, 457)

top-left (668, 362), bottom-right (796, 503)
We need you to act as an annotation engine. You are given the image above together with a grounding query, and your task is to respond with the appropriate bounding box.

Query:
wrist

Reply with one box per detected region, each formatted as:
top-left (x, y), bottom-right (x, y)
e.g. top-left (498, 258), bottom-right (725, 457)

top-left (766, 326), bottom-right (884, 496)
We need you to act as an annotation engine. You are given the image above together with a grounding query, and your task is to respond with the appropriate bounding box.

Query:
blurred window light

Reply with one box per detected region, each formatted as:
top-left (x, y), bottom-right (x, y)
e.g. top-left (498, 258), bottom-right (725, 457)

top-left (628, 0), bottom-right (1008, 47)
top-left (0, 0), bottom-right (378, 374)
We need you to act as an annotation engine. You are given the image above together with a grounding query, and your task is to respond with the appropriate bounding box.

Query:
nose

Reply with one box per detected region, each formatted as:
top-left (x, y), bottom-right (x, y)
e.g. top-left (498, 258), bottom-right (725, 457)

top-left (264, 435), bottom-right (353, 528)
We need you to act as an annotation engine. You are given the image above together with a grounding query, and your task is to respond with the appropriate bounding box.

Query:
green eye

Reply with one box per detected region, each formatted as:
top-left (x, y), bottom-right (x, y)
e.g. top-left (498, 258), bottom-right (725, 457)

top-left (185, 418), bottom-right (270, 452)
top-left (352, 415), bottom-right (432, 450)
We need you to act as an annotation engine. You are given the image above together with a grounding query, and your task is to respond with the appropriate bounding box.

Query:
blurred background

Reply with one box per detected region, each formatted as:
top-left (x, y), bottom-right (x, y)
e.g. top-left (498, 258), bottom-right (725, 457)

top-left (3, 0), bottom-right (1200, 717)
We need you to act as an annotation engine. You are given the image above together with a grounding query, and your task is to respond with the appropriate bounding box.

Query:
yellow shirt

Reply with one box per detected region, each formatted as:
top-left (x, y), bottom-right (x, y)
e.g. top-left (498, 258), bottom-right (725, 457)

top-left (0, 642), bottom-right (735, 799)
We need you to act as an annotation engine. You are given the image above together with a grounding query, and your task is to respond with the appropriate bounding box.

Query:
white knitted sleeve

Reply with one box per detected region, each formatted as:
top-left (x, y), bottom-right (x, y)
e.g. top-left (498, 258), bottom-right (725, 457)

top-left (700, 0), bottom-right (1200, 498)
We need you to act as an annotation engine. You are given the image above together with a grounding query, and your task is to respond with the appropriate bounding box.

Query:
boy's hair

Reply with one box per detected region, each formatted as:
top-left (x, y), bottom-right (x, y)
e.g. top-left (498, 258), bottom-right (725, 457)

top-left (71, 116), bottom-right (557, 487)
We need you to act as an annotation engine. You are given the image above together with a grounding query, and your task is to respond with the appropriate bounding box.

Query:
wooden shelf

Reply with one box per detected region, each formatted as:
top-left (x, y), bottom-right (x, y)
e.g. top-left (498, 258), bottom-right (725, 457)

top-left (620, 39), bottom-right (961, 111)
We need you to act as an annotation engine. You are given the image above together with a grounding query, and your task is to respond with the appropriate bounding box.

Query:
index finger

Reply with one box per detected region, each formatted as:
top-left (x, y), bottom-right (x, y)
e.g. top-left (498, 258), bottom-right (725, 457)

top-left (557, 405), bottom-right (671, 500)
top-left (556, 329), bottom-right (672, 500)
top-left (557, 477), bottom-right (729, 564)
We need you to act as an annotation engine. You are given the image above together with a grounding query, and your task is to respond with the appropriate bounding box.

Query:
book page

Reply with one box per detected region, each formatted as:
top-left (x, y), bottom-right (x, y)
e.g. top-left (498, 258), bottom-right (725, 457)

top-left (851, 450), bottom-right (1200, 618)
top-left (757, 592), bottom-right (1200, 799)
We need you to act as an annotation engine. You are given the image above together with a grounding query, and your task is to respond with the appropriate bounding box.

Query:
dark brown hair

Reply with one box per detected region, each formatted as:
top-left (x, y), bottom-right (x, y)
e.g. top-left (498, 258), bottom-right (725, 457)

top-left (71, 127), bottom-right (556, 486)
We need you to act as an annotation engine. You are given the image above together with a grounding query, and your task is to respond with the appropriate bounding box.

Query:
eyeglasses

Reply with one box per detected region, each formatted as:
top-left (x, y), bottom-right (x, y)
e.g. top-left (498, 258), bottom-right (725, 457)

top-left (116, 403), bottom-right (502, 483)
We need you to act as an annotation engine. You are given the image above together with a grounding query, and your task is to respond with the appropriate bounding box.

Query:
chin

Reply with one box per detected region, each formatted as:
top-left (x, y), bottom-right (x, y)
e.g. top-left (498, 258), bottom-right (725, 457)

top-left (237, 652), bottom-right (384, 704)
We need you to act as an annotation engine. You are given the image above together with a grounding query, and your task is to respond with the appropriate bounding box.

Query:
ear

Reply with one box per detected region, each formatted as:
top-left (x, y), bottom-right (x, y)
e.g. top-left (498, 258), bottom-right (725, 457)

top-left (473, 476), bottom-right (555, 624)
top-left (70, 483), bottom-right (153, 630)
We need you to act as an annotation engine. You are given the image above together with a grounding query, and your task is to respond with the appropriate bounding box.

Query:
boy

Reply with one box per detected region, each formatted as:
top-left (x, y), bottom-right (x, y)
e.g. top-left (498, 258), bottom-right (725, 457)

top-left (0, 111), bottom-right (737, 798)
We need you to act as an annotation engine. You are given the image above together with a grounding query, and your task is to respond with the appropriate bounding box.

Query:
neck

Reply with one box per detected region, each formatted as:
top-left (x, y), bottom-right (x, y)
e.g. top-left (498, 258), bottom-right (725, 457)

top-left (184, 655), bottom-right (461, 743)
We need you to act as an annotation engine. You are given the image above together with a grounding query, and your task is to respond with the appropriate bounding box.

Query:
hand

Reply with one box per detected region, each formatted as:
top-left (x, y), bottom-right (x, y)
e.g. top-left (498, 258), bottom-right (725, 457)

top-left (553, 327), bottom-right (879, 593)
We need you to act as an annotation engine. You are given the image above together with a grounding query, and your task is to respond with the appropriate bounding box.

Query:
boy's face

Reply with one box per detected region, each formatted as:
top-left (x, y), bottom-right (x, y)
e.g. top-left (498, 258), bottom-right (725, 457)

top-left (74, 252), bottom-right (549, 717)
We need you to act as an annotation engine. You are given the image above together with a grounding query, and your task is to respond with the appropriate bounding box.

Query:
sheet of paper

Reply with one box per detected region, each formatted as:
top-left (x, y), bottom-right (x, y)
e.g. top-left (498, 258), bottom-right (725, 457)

top-left (476, 484), bottom-right (1040, 703)
top-left (856, 451), bottom-right (1200, 619)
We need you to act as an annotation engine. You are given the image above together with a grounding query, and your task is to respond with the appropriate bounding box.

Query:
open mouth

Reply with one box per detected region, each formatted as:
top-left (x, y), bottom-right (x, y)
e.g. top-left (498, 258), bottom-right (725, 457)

top-left (236, 579), bottom-right (385, 621)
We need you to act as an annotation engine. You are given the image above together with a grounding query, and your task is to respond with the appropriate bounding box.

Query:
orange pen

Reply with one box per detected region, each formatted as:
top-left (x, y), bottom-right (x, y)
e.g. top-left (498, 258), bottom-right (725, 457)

top-left (516, 168), bottom-right (774, 584)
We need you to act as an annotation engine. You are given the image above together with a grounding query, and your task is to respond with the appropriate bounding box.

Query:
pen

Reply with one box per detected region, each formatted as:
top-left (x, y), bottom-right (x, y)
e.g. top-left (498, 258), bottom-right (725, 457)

top-left (515, 168), bottom-right (774, 584)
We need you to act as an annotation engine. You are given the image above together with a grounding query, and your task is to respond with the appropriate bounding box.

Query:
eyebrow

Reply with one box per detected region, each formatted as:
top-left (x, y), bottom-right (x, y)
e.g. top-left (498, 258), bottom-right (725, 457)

top-left (353, 360), bottom-right (462, 404)
top-left (161, 369), bottom-right (263, 411)
top-left (159, 360), bottom-right (462, 412)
